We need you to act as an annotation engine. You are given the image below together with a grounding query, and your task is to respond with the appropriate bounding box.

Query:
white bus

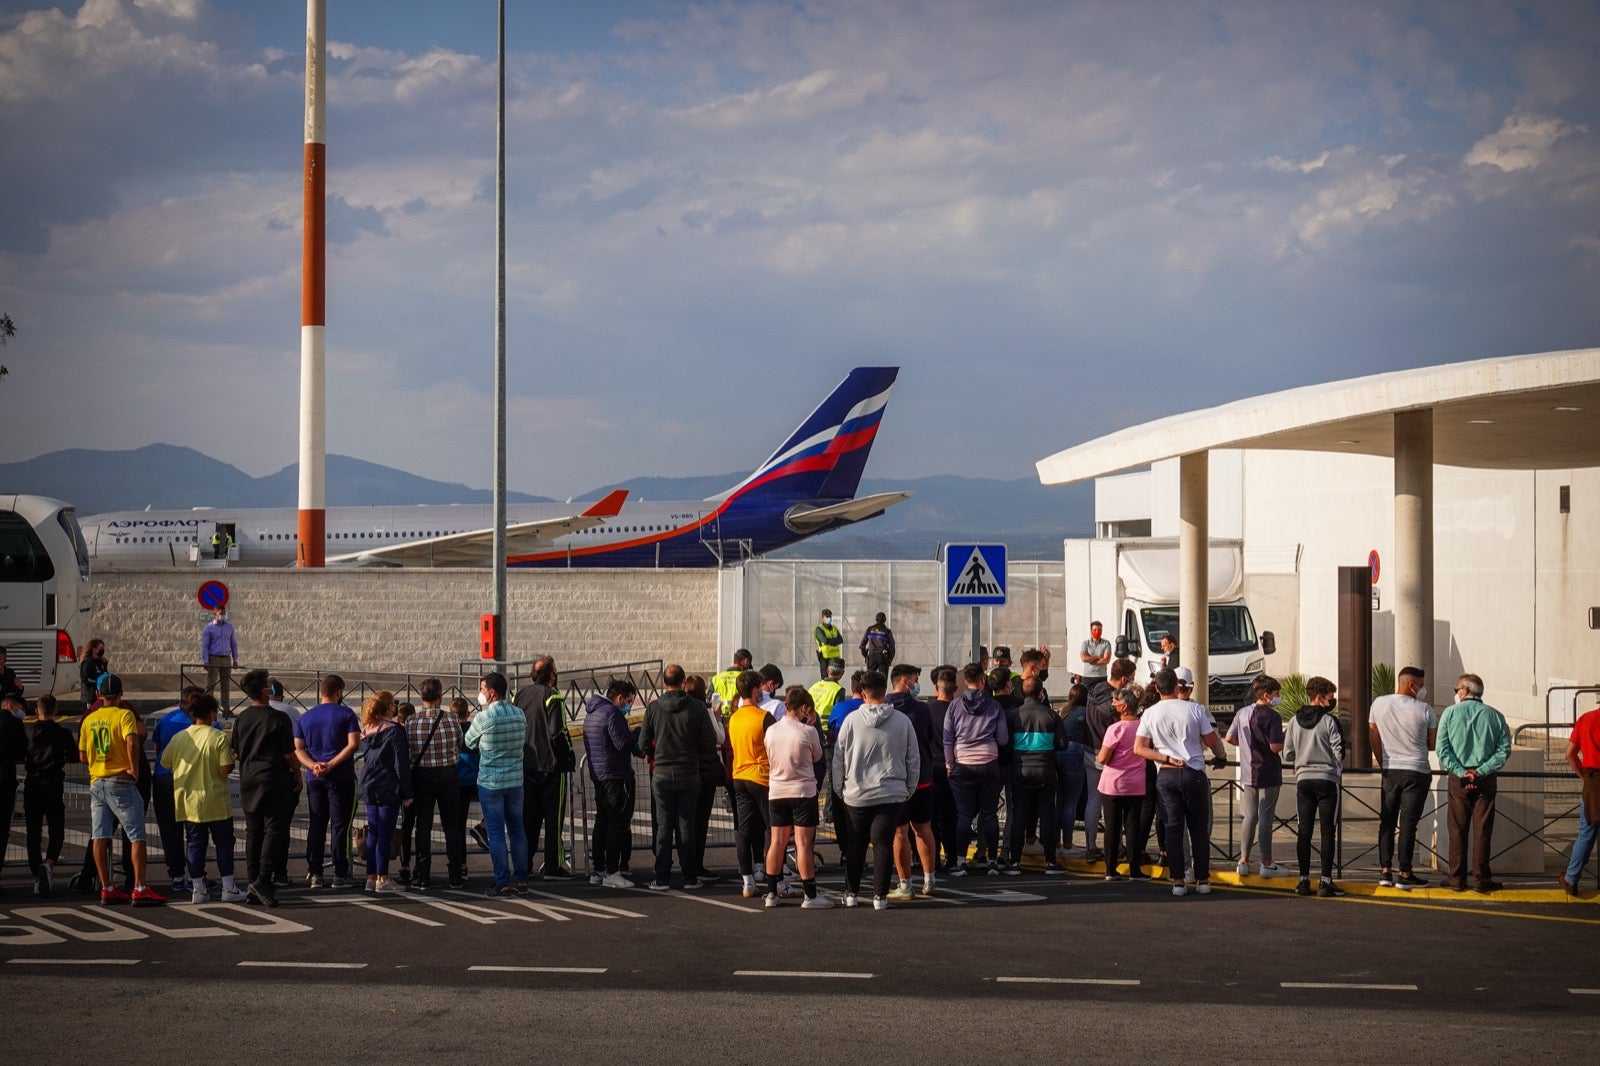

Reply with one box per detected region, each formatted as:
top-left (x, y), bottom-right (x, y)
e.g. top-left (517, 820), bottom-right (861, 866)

top-left (0, 494), bottom-right (92, 698)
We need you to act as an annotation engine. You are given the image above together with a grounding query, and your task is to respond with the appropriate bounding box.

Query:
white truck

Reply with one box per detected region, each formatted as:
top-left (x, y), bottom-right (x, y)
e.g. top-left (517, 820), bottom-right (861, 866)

top-left (1063, 537), bottom-right (1274, 711)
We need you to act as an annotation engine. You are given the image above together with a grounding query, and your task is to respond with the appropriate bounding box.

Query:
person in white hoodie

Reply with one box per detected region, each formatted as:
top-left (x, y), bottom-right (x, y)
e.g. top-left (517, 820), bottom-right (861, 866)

top-left (830, 671), bottom-right (920, 910)
top-left (1282, 676), bottom-right (1346, 898)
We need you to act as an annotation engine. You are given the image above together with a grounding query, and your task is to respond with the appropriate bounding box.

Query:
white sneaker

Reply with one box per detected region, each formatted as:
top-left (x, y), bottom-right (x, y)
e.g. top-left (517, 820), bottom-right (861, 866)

top-left (190, 885), bottom-right (208, 905)
top-left (602, 872), bottom-right (633, 889)
top-left (364, 877), bottom-right (377, 892)
top-left (1172, 884), bottom-right (1188, 897)
top-left (842, 892), bottom-right (859, 908)
top-left (588, 871), bottom-right (604, 886)
top-left (376, 878), bottom-right (407, 894)
top-left (220, 886), bottom-right (249, 904)
top-left (920, 877), bottom-right (936, 898)
top-left (763, 892), bottom-right (780, 908)
top-left (1195, 882), bottom-right (1213, 895)
top-left (872, 896), bottom-right (889, 911)
top-left (1258, 863), bottom-right (1286, 878)
top-left (801, 893), bottom-right (835, 909)
top-left (1236, 861), bottom-right (1251, 877)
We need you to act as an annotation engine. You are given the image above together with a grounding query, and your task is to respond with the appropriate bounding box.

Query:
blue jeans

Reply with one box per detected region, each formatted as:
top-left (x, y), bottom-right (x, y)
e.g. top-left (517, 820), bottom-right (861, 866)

top-left (1566, 794), bottom-right (1598, 889)
top-left (478, 784), bottom-right (529, 889)
top-left (1055, 746), bottom-right (1086, 850)
top-left (89, 777), bottom-right (147, 843)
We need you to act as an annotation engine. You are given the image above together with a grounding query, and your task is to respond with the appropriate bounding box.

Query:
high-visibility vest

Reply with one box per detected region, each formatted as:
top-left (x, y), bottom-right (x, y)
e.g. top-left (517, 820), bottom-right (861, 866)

top-left (711, 668), bottom-right (741, 716)
top-left (814, 623), bottom-right (843, 659)
top-left (808, 679), bottom-right (844, 729)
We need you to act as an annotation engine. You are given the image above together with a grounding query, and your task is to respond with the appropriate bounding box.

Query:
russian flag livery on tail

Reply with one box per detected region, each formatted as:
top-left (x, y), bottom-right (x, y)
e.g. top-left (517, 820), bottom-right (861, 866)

top-left (80, 367), bottom-right (907, 570)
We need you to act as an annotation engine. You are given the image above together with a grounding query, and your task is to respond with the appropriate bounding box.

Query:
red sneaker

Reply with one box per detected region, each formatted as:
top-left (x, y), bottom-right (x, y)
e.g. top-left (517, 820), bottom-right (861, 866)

top-left (130, 885), bottom-right (168, 907)
top-left (100, 885), bottom-right (130, 906)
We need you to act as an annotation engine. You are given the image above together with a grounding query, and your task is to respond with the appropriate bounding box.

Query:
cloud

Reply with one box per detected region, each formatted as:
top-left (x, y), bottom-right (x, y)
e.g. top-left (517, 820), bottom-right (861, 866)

top-left (1463, 112), bottom-right (1584, 171)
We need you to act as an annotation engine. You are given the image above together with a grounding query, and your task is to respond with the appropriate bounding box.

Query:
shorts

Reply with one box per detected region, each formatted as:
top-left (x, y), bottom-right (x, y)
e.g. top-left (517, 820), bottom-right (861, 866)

top-left (89, 777), bottom-right (148, 843)
top-left (899, 786), bottom-right (934, 826)
top-left (768, 795), bottom-right (820, 828)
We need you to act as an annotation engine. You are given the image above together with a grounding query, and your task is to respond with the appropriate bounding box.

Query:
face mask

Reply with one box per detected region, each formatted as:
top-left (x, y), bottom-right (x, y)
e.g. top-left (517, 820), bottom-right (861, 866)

top-left (1453, 692), bottom-right (1464, 705)
top-left (1327, 697), bottom-right (1338, 712)
top-left (478, 691), bottom-right (492, 708)
top-left (1268, 695), bottom-right (1282, 708)
top-left (1416, 686), bottom-right (1427, 702)
top-left (909, 682), bottom-right (921, 699)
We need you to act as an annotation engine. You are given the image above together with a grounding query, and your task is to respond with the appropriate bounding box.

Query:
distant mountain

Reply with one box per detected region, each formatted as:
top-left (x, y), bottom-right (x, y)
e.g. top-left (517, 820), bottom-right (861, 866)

top-left (1, 446), bottom-right (1093, 558)
top-left (0, 445), bottom-right (555, 513)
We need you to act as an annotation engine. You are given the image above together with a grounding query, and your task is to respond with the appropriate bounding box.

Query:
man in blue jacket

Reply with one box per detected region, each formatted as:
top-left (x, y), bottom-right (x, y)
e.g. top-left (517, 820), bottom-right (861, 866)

top-left (583, 679), bottom-right (638, 888)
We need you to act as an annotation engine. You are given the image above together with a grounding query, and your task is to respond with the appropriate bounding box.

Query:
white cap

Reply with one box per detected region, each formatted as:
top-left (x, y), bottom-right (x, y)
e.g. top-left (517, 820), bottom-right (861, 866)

top-left (1174, 666), bottom-right (1196, 687)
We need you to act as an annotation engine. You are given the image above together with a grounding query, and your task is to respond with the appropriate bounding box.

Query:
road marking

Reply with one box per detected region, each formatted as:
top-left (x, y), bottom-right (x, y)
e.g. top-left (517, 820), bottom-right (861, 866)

top-left (308, 897), bottom-right (446, 927)
top-left (7, 957), bottom-right (140, 966)
top-left (614, 886), bottom-right (756, 913)
top-left (517, 888), bottom-right (648, 919)
top-left (996, 976), bottom-right (1141, 986)
top-left (236, 961), bottom-right (368, 970)
top-left (468, 965), bottom-right (608, 974)
top-left (935, 886), bottom-right (1046, 903)
top-left (1281, 982), bottom-right (1417, 991)
top-left (735, 970), bottom-right (875, 979)
top-left (1570, 988), bottom-right (1600, 995)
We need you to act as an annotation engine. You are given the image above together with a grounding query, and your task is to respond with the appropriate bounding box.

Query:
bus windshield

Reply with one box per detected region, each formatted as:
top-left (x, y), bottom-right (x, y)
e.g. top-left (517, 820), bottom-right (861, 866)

top-left (0, 511), bottom-right (55, 583)
top-left (1140, 605), bottom-right (1259, 656)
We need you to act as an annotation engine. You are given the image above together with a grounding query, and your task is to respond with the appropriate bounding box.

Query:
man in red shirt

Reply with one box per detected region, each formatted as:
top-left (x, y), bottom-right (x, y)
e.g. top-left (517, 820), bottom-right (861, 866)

top-left (1561, 701), bottom-right (1600, 894)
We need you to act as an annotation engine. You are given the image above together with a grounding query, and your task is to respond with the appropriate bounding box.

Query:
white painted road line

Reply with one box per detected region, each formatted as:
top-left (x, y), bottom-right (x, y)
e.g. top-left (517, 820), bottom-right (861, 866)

top-left (468, 966), bottom-right (608, 974)
top-left (1570, 988), bottom-right (1600, 995)
top-left (996, 976), bottom-right (1141, 986)
top-left (734, 970), bottom-right (875, 979)
top-left (1281, 982), bottom-right (1417, 991)
top-left (236, 961), bottom-right (368, 970)
top-left (7, 958), bottom-right (140, 966)
top-left (307, 897), bottom-right (447, 927)
top-left (616, 887), bottom-right (757, 913)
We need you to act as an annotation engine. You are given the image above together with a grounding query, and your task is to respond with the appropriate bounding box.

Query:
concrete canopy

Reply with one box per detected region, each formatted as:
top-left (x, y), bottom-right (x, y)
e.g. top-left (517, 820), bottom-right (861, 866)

top-left (1036, 347), bottom-right (1600, 485)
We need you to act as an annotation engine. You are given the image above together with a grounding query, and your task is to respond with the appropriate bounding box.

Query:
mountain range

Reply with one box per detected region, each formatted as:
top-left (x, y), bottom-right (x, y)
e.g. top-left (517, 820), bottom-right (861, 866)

top-left (0, 444), bottom-right (1093, 559)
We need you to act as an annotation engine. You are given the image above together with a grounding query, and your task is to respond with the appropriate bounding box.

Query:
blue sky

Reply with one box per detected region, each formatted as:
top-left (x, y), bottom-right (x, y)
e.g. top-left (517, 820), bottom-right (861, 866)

top-left (1, 0), bottom-right (1596, 498)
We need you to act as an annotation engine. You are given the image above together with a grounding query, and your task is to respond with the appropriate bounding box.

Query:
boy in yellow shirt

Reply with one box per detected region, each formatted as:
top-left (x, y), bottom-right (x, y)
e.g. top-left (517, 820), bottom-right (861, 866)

top-left (160, 694), bottom-right (248, 904)
top-left (79, 674), bottom-right (165, 906)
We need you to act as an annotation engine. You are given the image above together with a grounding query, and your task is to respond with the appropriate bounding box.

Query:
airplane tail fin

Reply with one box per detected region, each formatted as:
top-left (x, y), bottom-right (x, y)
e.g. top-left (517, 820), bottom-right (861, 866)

top-left (711, 366), bottom-right (898, 504)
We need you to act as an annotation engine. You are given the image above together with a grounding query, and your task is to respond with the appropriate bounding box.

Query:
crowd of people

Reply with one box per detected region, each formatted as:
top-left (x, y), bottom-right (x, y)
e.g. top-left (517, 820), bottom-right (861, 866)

top-left (0, 629), bottom-right (1595, 910)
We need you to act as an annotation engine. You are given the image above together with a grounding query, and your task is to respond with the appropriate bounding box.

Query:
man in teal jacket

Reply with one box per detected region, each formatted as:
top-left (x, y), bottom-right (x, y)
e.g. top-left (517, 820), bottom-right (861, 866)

top-left (1436, 673), bottom-right (1511, 893)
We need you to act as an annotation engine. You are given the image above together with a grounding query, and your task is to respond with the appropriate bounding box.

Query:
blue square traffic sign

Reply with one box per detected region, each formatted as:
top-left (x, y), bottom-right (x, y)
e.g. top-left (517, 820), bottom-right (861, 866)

top-left (945, 543), bottom-right (1007, 606)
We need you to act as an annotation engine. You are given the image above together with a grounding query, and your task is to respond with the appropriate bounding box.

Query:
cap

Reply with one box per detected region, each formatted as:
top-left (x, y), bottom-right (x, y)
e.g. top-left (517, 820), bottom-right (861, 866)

top-left (97, 672), bottom-right (123, 696)
top-left (1174, 667), bottom-right (1195, 687)
top-left (993, 645), bottom-right (1012, 659)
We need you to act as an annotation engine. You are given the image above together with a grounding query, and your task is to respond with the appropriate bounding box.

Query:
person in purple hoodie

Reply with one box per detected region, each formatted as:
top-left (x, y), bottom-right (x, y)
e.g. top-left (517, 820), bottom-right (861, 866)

top-left (583, 679), bottom-right (639, 888)
top-left (942, 662), bottom-right (1009, 877)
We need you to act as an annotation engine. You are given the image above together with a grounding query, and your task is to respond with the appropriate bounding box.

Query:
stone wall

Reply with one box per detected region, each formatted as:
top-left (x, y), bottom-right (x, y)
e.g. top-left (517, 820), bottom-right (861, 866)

top-left (91, 568), bottom-right (721, 678)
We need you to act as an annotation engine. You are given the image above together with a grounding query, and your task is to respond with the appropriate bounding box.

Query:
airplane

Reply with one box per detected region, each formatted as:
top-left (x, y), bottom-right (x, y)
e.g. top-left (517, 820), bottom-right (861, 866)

top-left (80, 366), bottom-right (909, 569)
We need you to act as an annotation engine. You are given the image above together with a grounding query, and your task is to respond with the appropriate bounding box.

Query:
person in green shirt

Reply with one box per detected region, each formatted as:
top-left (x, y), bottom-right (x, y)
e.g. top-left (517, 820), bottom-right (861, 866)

top-left (160, 694), bottom-right (248, 904)
top-left (1436, 673), bottom-right (1511, 893)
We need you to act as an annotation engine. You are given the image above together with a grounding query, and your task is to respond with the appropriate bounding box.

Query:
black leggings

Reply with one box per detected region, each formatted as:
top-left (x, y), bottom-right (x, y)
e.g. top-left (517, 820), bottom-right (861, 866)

top-left (732, 780), bottom-right (771, 877)
top-left (1102, 793), bottom-right (1145, 877)
top-left (844, 802), bottom-right (903, 899)
top-left (1296, 779), bottom-right (1339, 880)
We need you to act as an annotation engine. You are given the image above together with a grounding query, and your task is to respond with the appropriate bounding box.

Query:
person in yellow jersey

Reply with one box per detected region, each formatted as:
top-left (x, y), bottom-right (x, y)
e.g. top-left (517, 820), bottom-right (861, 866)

top-left (727, 670), bottom-right (779, 898)
top-left (79, 674), bottom-right (166, 906)
top-left (814, 610), bottom-right (844, 679)
top-left (711, 649), bottom-right (753, 719)
top-left (160, 693), bottom-right (249, 904)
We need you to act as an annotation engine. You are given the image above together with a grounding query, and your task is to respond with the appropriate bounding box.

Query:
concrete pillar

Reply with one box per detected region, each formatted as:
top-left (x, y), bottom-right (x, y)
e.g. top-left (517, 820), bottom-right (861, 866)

top-left (1393, 409), bottom-right (1434, 687)
top-left (1179, 451), bottom-right (1209, 704)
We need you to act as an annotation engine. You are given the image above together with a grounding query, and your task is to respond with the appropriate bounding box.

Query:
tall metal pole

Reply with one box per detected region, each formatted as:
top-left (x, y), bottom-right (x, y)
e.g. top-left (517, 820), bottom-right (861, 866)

top-left (490, 0), bottom-right (508, 661)
top-left (298, 0), bottom-right (327, 567)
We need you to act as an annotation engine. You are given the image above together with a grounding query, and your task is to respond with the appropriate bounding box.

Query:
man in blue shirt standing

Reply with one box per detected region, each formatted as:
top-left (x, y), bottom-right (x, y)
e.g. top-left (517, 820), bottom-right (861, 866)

top-left (201, 608), bottom-right (239, 715)
top-left (150, 685), bottom-right (204, 894)
top-left (293, 674), bottom-right (361, 889)
top-left (464, 671), bottom-right (529, 897)
top-left (1437, 673), bottom-right (1512, 893)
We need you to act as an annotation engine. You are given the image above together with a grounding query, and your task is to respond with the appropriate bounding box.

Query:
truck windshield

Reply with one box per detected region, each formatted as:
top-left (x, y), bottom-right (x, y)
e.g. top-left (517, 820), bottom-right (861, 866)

top-left (1141, 605), bottom-right (1258, 656)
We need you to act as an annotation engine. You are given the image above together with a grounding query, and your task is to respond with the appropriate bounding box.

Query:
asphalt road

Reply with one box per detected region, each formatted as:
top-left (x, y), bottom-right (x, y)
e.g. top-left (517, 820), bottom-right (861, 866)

top-left (4, 869), bottom-right (1598, 1062)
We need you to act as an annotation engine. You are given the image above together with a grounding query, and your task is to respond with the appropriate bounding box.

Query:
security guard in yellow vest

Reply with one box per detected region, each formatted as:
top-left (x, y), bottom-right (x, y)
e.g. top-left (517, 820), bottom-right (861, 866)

top-left (813, 609), bottom-right (843, 679)
top-left (807, 661), bottom-right (846, 733)
top-left (711, 648), bottom-right (752, 719)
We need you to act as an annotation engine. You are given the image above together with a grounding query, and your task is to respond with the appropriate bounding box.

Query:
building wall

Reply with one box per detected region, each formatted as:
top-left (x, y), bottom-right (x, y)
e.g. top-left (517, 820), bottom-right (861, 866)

top-left (90, 568), bottom-right (721, 678)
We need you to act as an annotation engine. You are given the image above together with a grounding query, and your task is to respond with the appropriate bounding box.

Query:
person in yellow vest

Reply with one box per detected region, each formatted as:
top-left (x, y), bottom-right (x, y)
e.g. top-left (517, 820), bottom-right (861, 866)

top-left (808, 661), bottom-right (846, 732)
top-left (814, 610), bottom-right (844, 679)
top-left (711, 649), bottom-right (752, 719)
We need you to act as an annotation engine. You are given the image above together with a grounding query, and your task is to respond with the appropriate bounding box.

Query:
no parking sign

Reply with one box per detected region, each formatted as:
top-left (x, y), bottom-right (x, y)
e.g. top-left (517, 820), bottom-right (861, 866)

top-left (197, 580), bottom-right (229, 610)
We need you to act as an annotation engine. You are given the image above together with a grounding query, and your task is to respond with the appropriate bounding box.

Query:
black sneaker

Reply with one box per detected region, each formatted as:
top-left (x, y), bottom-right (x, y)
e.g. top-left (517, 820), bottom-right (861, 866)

top-left (1395, 872), bottom-right (1429, 889)
top-left (413, 875), bottom-right (430, 892)
top-left (448, 874), bottom-right (467, 890)
top-left (1294, 878), bottom-right (1313, 896)
top-left (395, 868), bottom-right (412, 887)
top-left (246, 880), bottom-right (279, 908)
top-left (682, 877), bottom-right (703, 890)
top-left (1317, 880), bottom-right (1347, 898)
top-left (271, 873), bottom-right (291, 889)
top-left (469, 824), bottom-right (491, 852)
top-left (540, 866), bottom-right (574, 880)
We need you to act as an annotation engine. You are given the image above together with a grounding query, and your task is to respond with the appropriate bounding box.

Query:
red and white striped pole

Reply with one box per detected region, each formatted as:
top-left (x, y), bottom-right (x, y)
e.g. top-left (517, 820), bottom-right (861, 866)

top-left (298, 0), bottom-right (327, 567)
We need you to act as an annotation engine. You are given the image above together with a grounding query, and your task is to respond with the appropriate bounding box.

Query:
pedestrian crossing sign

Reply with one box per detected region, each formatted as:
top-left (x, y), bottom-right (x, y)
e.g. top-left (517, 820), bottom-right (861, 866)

top-left (945, 543), bottom-right (1007, 606)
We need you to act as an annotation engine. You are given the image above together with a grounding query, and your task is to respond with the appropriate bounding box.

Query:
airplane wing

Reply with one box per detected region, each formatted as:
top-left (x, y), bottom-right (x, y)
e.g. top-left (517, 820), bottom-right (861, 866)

top-left (782, 491), bottom-right (912, 533)
top-left (328, 491), bottom-right (629, 567)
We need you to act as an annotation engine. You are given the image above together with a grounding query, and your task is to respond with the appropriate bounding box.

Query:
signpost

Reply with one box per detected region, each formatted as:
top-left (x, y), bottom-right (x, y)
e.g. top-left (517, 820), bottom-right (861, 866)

top-left (197, 580), bottom-right (229, 611)
top-left (944, 543), bottom-right (1007, 666)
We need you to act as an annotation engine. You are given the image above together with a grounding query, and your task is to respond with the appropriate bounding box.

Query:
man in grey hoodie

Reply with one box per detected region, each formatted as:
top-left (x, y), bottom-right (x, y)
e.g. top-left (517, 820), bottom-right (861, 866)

top-left (831, 671), bottom-right (920, 910)
top-left (1282, 676), bottom-right (1346, 898)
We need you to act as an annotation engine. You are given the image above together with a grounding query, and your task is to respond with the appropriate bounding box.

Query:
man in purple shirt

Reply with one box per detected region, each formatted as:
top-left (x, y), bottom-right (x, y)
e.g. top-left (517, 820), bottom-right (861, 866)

top-left (293, 674), bottom-right (361, 888)
top-left (201, 608), bottom-right (239, 714)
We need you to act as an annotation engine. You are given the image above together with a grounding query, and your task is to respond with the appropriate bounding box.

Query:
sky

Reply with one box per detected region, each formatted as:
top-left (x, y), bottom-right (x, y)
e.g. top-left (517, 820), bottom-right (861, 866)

top-left (1, 0), bottom-right (1597, 499)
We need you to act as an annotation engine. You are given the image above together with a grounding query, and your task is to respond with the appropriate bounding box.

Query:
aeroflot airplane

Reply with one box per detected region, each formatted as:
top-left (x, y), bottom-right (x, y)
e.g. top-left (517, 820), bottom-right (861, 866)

top-left (81, 367), bottom-right (907, 569)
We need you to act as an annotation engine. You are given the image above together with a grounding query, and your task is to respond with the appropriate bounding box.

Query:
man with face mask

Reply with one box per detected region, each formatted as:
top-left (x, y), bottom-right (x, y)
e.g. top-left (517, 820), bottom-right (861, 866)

top-left (583, 679), bottom-right (639, 888)
top-left (201, 607), bottom-right (238, 715)
top-left (1079, 622), bottom-right (1111, 686)
top-left (1283, 676), bottom-right (1345, 898)
top-left (463, 672), bottom-right (529, 896)
top-left (1225, 675), bottom-right (1286, 878)
top-left (1436, 673), bottom-right (1510, 893)
top-left (1368, 666), bottom-right (1437, 889)
top-left (814, 611), bottom-right (843, 679)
